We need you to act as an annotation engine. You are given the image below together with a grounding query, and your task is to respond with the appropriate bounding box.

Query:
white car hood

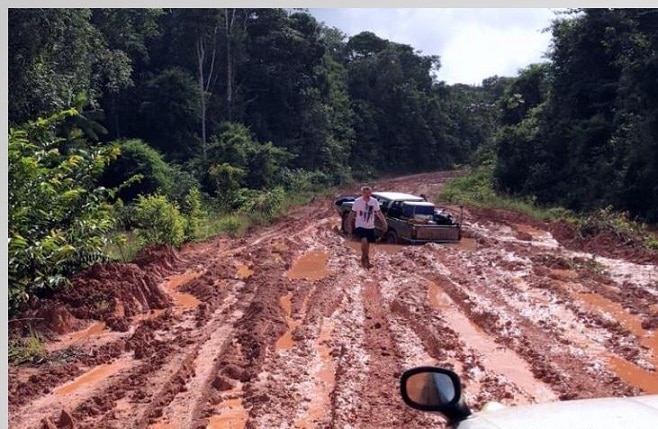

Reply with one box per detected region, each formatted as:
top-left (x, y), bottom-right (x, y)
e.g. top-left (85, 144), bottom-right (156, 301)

top-left (458, 395), bottom-right (658, 429)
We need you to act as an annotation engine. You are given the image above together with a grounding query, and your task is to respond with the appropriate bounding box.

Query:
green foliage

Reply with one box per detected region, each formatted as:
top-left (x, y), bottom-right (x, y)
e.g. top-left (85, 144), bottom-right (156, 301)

top-left (275, 168), bottom-right (335, 192)
top-left (8, 327), bottom-right (47, 365)
top-left (138, 67), bottom-right (200, 158)
top-left (239, 187), bottom-right (286, 222)
top-left (439, 167), bottom-right (564, 222)
top-left (9, 110), bottom-right (119, 314)
top-left (205, 123), bottom-right (293, 190)
top-left (493, 9), bottom-right (658, 222)
top-left (209, 215), bottom-right (250, 238)
top-left (100, 139), bottom-right (173, 202)
top-left (132, 194), bottom-right (187, 247)
top-left (106, 231), bottom-right (143, 263)
top-left (573, 206), bottom-right (645, 240)
top-left (167, 165), bottom-right (202, 207)
top-left (208, 163), bottom-right (246, 206)
top-left (181, 188), bottom-right (207, 240)
top-left (646, 235), bottom-right (658, 250)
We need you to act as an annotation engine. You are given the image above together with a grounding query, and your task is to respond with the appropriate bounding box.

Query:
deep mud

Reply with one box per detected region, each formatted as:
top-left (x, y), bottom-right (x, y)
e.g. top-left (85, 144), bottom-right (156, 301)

top-left (9, 171), bottom-right (658, 429)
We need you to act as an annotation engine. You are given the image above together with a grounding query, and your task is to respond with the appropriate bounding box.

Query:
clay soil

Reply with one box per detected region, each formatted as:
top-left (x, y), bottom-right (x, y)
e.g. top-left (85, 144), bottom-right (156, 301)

top-left (8, 171), bottom-right (658, 429)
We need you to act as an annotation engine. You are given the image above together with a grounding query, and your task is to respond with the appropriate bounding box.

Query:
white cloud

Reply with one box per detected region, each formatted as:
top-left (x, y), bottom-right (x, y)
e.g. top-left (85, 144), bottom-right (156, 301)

top-left (309, 8), bottom-right (558, 85)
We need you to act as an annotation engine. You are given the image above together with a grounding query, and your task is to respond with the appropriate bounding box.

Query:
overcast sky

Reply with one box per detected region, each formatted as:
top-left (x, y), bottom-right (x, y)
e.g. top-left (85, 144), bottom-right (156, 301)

top-left (309, 8), bottom-right (560, 85)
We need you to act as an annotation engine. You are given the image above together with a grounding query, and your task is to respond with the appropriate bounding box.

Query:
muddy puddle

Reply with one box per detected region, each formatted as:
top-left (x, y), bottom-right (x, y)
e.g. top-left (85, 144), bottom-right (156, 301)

top-left (47, 321), bottom-right (110, 352)
top-left (207, 384), bottom-right (248, 429)
top-left (427, 282), bottom-right (556, 402)
top-left (55, 358), bottom-right (132, 396)
top-left (606, 355), bottom-right (658, 394)
top-left (163, 270), bottom-right (203, 309)
top-left (235, 264), bottom-right (253, 279)
top-left (276, 292), bottom-right (300, 350)
top-left (286, 251), bottom-right (329, 281)
top-left (571, 290), bottom-right (658, 393)
top-left (207, 398), bottom-right (247, 429)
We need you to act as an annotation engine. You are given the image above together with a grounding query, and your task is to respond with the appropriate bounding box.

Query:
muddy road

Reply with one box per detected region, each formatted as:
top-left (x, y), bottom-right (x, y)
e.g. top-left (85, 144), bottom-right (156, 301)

top-left (9, 171), bottom-right (658, 429)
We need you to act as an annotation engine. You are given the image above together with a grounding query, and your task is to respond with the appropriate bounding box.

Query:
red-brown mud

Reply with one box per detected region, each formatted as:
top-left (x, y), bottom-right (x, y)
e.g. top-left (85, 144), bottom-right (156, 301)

top-left (9, 171), bottom-right (658, 428)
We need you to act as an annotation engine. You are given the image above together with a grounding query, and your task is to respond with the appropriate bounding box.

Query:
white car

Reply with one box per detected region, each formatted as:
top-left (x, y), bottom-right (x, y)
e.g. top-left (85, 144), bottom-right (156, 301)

top-left (400, 366), bottom-right (658, 428)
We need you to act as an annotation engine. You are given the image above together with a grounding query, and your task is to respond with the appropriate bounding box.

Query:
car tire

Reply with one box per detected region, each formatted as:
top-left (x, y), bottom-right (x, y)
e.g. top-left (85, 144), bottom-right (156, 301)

top-left (384, 230), bottom-right (398, 244)
top-left (341, 213), bottom-right (350, 234)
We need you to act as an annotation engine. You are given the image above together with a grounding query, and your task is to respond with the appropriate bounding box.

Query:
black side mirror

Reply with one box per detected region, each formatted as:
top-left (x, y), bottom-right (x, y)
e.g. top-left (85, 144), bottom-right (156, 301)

top-left (400, 367), bottom-right (472, 422)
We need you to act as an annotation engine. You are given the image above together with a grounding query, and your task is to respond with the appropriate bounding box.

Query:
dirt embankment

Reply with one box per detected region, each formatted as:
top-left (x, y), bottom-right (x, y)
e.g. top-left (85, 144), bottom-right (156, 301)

top-left (9, 171), bottom-right (658, 429)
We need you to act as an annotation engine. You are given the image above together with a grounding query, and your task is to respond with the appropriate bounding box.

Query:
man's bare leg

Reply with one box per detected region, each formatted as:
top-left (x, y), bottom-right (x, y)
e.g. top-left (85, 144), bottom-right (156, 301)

top-left (361, 238), bottom-right (369, 268)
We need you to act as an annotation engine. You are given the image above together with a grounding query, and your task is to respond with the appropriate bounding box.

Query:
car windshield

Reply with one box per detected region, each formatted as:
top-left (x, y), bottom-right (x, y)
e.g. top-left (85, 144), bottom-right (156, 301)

top-left (402, 204), bottom-right (435, 217)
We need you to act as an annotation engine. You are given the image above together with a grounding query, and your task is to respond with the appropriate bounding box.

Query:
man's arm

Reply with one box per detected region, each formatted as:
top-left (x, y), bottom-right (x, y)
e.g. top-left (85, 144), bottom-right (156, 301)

top-left (375, 209), bottom-right (388, 231)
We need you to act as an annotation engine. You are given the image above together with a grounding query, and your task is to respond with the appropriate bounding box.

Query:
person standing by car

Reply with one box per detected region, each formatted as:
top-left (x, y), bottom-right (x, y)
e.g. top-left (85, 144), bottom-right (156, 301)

top-left (348, 186), bottom-right (388, 269)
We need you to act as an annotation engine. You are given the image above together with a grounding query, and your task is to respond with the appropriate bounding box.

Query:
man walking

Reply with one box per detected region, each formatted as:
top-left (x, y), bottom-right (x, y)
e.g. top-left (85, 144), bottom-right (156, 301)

top-left (348, 186), bottom-right (388, 269)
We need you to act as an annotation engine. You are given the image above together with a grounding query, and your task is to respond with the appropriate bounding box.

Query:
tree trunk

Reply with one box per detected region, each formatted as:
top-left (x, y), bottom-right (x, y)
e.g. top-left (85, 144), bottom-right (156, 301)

top-left (196, 38), bottom-right (207, 161)
top-left (225, 9), bottom-right (236, 122)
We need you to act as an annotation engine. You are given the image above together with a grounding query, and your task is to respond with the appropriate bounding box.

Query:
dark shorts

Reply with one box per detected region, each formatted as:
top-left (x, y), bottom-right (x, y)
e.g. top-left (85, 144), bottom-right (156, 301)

top-left (355, 227), bottom-right (376, 243)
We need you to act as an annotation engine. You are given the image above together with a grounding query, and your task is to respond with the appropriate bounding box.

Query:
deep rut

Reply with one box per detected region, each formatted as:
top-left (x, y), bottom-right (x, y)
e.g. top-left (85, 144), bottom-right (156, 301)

top-left (9, 171), bottom-right (658, 429)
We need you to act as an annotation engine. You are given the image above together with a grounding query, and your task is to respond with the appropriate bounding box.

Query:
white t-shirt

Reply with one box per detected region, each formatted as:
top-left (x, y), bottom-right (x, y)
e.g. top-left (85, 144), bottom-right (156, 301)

top-left (352, 196), bottom-right (381, 229)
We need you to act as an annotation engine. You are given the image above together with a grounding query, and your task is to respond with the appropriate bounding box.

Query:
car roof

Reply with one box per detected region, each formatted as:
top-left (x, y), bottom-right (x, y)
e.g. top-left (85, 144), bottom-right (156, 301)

top-left (458, 395), bottom-right (658, 429)
top-left (372, 192), bottom-right (424, 201)
top-left (401, 201), bottom-right (435, 207)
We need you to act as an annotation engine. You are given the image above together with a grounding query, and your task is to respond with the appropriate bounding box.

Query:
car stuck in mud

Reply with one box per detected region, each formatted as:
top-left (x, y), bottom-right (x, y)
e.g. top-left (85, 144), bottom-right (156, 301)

top-left (335, 191), bottom-right (462, 243)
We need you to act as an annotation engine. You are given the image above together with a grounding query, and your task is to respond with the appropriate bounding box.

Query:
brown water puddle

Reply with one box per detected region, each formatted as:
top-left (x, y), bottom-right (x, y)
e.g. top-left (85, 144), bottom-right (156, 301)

top-left (163, 270), bottom-right (203, 309)
top-left (427, 282), bottom-right (557, 402)
top-left (207, 398), bottom-right (247, 429)
top-left (49, 309), bottom-right (169, 352)
top-left (54, 358), bottom-right (131, 396)
top-left (165, 270), bottom-right (203, 290)
top-left (575, 291), bottom-right (658, 359)
top-left (286, 251), bottom-right (329, 281)
top-left (235, 264), bottom-right (253, 279)
top-left (294, 319), bottom-right (336, 428)
top-left (49, 321), bottom-right (110, 351)
top-left (606, 355), bottom-right (658, 394)
top-left (572, 290), bottom-right (658, 392)
top-left (70, 321), bottom-right (107, 341)
top-left (276, 292), bottom-right (300, 350)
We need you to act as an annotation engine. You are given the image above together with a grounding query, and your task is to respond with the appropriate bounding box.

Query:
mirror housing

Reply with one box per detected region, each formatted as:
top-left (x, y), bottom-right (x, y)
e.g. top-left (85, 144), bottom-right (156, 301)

top-left (400, 366), bottom-right (472, 423)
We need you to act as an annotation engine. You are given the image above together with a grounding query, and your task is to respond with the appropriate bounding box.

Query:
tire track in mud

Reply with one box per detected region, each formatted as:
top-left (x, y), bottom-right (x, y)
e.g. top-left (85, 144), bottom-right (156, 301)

top-left (420, 236), bottom-right (653, 397)
top-left (71, 279), bottom-right (251, 429)
top-left (10, 171), bottom-right (658, 428)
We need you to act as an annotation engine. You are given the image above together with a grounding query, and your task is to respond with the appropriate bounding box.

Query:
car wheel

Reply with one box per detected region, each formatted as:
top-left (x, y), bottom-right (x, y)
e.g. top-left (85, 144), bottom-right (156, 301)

top-left (384, 230), bottom-right (398, 244)
top-left (341, 213), bottom-right (350, 234)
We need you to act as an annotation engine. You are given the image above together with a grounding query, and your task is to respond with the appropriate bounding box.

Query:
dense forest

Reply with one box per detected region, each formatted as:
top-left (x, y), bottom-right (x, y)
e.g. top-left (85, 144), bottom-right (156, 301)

top-left (493, 9), bottom-right (658, 222)
top-left (8, 8), bottom-right (658, 313)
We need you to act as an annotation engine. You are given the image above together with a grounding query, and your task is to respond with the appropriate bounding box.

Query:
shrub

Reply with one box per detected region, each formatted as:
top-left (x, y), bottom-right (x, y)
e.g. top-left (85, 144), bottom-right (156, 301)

top-left (100, 139), bottom-right (173, 203)
top-left (8, 327), bottom-right (47, 364)
top-left (133, 194), bottom-right (186, 247)
top-left (9, 109), bottom-right (119, 314)
top-left (181, 187), bottom-right (207, 240)
top-left (239, 187), bottom-right (286, 221)
top-left (213, 215), bottom-right (249, 237)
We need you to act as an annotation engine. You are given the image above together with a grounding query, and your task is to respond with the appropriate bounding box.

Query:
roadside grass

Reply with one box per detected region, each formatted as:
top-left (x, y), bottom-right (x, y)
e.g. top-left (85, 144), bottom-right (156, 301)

top-left (104, 185), bottom-right (340, 262)
top-left (439, 166), bottom-right (658, 250)
top-left (438, 166), bottom-right (568, 222)
top-left (8, 326), bottom-right (47, 364)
